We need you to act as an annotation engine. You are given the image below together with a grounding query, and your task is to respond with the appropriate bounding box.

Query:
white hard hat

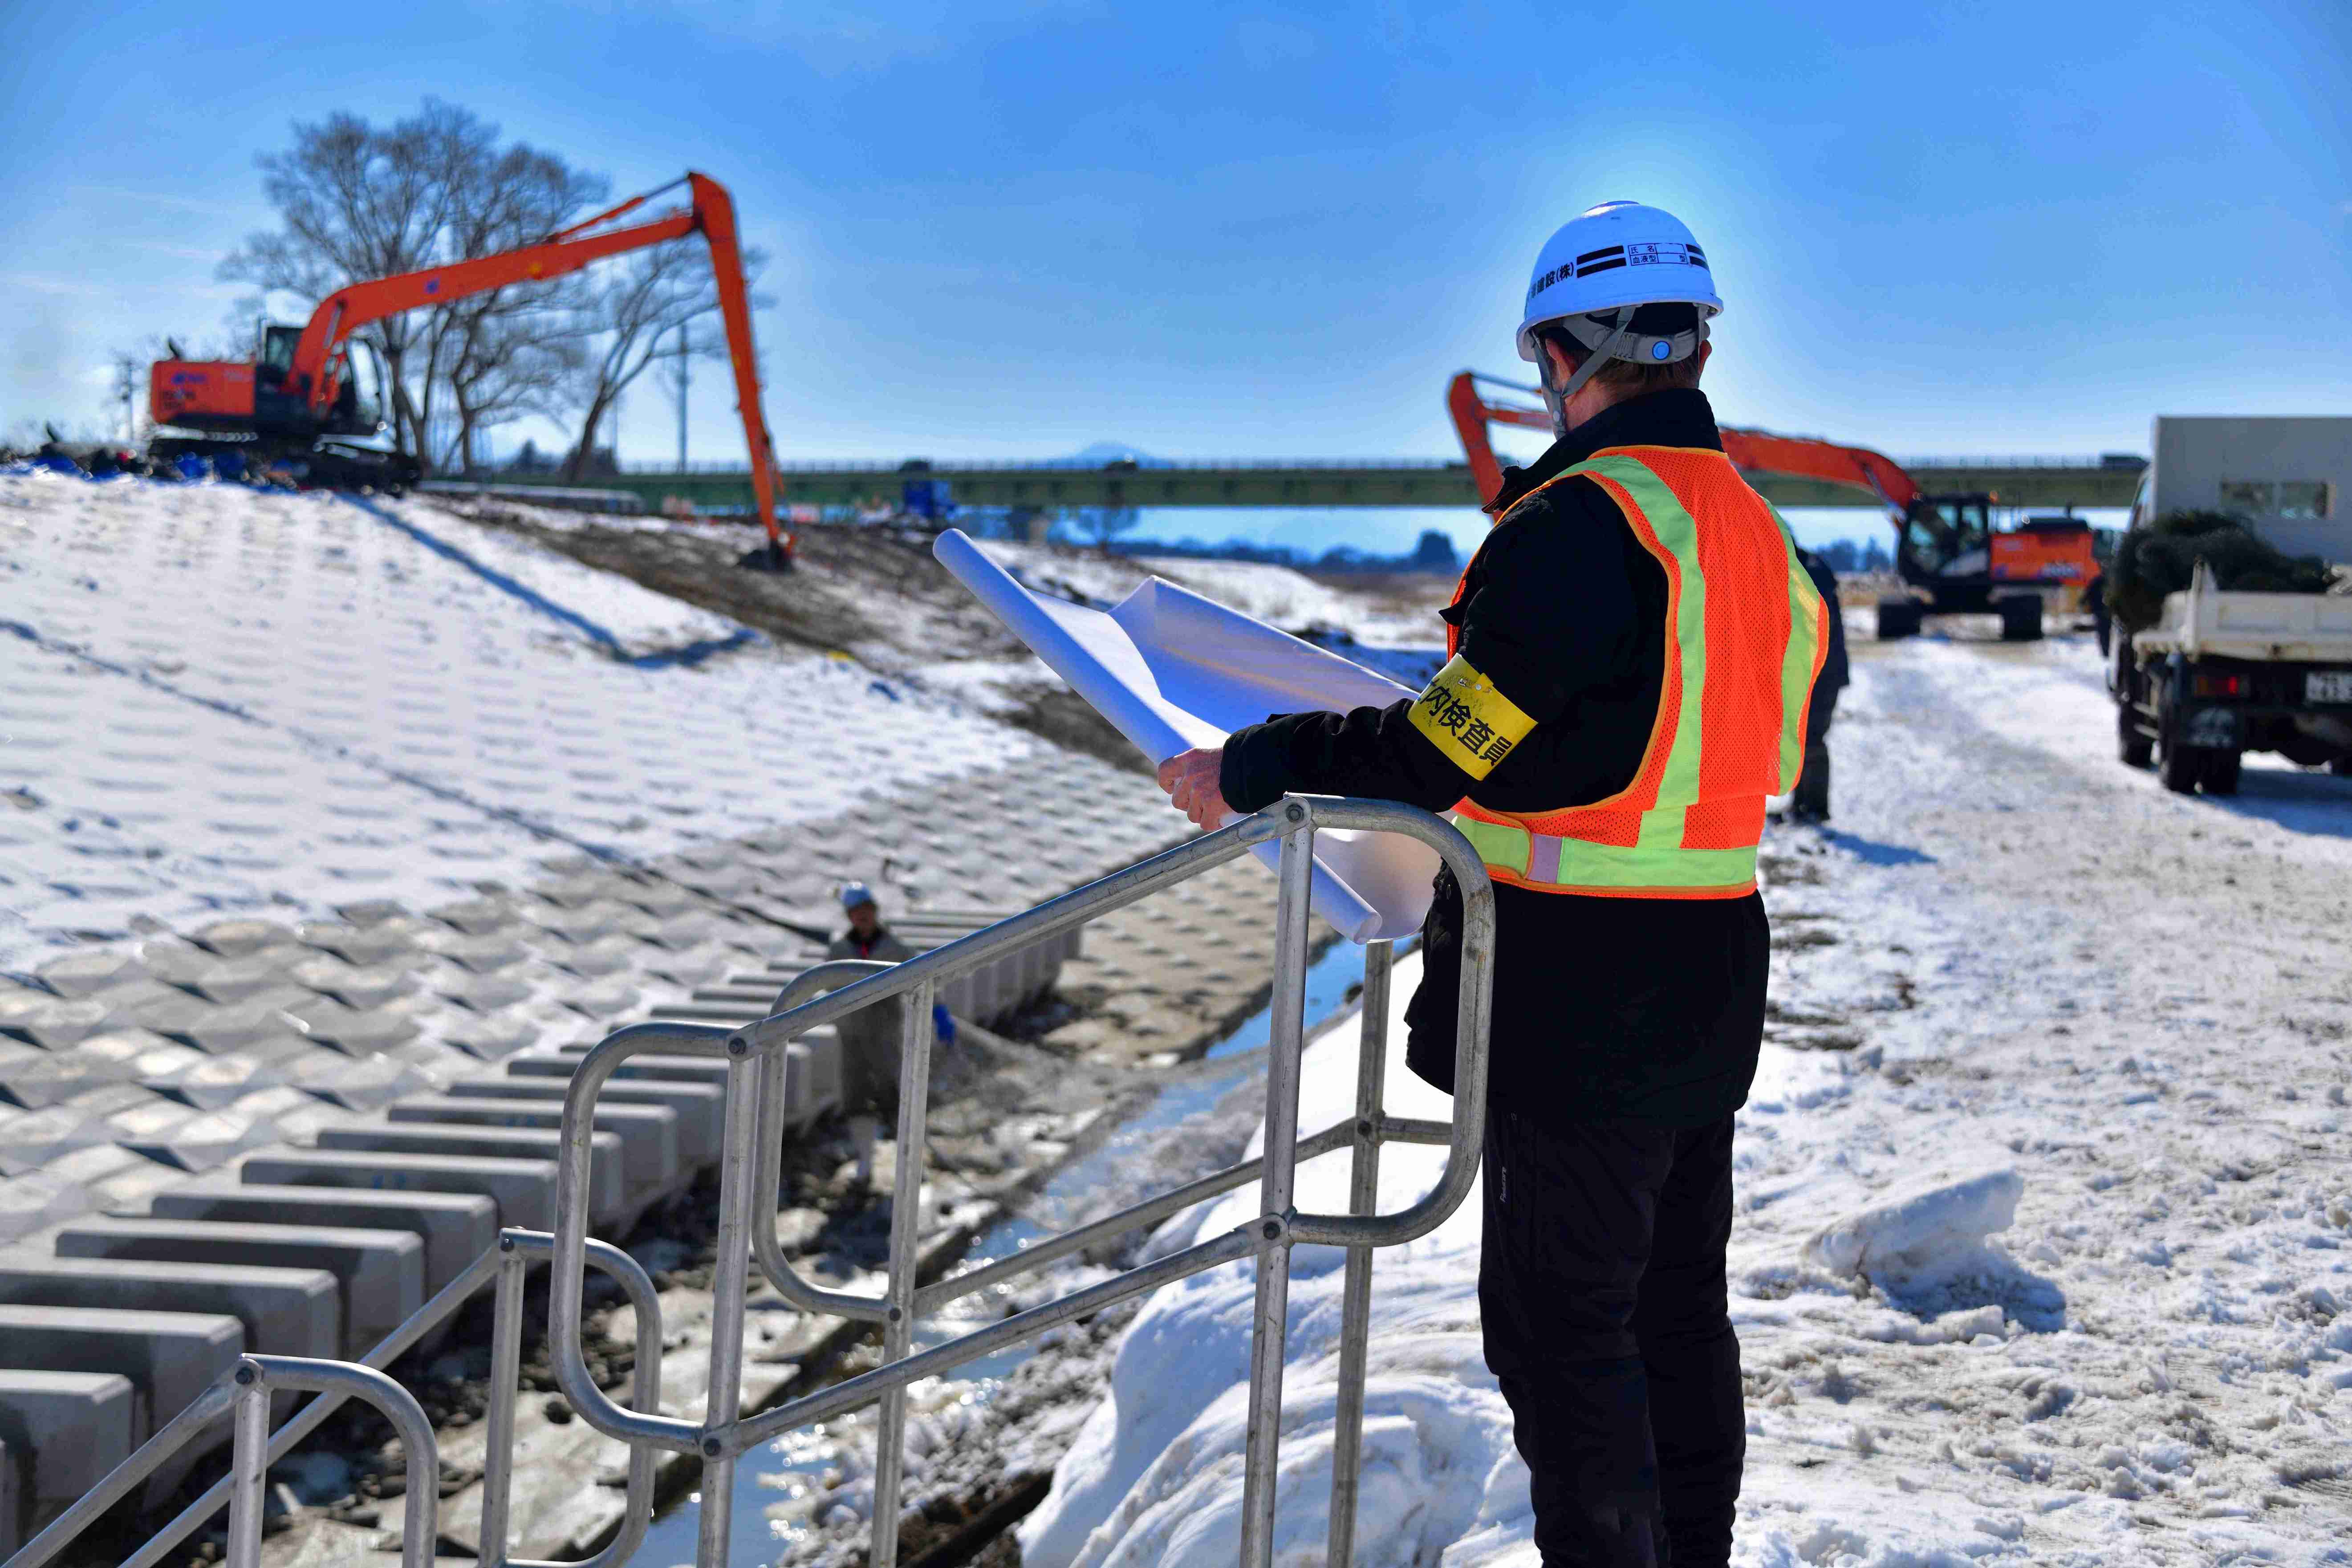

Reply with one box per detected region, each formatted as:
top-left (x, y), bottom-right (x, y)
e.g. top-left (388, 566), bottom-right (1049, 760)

top-left (1515, 201), bottom-right (1724, 366)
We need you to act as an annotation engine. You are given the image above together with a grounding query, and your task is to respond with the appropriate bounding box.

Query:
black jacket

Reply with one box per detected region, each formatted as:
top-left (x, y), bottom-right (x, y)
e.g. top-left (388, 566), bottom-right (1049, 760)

top-left (1797, 549), bottom-right (1848, 693)
top-left (1220, 389), bottom-right (1769, 1127)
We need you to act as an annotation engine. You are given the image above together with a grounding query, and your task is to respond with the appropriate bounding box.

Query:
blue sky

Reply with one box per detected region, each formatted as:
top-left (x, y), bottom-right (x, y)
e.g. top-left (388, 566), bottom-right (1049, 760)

top-left (2, 0), bottom-right (2345, 556)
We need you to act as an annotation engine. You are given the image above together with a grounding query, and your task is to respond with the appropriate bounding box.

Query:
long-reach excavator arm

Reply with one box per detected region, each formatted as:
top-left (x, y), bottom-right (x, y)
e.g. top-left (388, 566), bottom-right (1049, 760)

top-left (151, 171), bottom-right (791, 562)
top-left (1444, 369), bottom-right (1918, 516)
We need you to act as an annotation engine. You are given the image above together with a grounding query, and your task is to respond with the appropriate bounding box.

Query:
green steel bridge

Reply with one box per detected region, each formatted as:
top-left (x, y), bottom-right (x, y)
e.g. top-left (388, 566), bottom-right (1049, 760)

top-left (487, 454), bottom-right (2146, 513)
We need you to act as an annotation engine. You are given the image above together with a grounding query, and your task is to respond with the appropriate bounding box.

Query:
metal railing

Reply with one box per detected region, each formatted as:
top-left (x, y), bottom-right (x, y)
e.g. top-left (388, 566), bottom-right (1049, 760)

top-left (14, 795), bottom-right (1492, 1568)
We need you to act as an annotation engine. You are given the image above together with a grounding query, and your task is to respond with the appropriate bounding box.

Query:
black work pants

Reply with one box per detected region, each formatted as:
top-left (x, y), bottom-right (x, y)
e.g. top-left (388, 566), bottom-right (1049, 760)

top-left (1480, 1109), bottom-right (1744, 1568)
top-left (1790, 684), bottom-right (1839, 819)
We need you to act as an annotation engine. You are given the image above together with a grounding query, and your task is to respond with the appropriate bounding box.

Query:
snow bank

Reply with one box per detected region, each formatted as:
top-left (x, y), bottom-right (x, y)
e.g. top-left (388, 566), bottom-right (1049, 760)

top-left (1801, 1169), bottom-right (2023, 1288)
top-left (1020, 952), bottom-right (1528, 1568)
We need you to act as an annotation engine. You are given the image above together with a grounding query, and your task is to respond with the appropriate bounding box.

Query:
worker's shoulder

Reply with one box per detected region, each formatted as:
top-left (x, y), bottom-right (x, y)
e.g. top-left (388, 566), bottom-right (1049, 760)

top-left (1484, 471), bottom-right (1628, 567)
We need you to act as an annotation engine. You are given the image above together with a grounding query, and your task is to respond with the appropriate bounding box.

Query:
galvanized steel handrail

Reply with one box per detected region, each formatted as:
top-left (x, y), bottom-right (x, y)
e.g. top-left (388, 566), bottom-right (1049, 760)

top-left (541, 793), bottom-right (1494, 1568)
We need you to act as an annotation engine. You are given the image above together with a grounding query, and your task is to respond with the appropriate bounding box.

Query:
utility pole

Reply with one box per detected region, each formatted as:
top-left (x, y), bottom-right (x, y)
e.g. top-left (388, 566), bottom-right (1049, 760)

top-left (674, 324), bottom-right (689, 471)
top-left (112, 355), bottom-right (138, 445)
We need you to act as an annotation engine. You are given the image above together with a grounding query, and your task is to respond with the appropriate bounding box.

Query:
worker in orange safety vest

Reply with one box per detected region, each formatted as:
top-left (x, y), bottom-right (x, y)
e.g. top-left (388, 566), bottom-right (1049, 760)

top-left (1160, 201), bottom-right (1828, 1567)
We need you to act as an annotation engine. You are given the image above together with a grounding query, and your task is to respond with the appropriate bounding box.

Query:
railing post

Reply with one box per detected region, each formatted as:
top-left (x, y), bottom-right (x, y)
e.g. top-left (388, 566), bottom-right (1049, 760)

top-left (477, 1235), bottom-right (528, 1568)
top-left (223, 1369), bottom-right (270, 1568)
top-left (1239, 802), bottom-right (1316, 1567)
top-left (1326, 939), bottom-right (1393, 1568)
top-left (869, 979), bottom-right (936, 1568)
top-left (697, 1042), bottom-right (763, 1568)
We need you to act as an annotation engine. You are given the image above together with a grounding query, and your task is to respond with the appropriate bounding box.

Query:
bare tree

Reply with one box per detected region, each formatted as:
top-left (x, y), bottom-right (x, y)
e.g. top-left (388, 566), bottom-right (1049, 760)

top-left (1068, 505), bottom-right (1144, 550)
top-left (222, 101), bottom-right (605, 470)
top-left (560, 242), bottom-right (764, 482)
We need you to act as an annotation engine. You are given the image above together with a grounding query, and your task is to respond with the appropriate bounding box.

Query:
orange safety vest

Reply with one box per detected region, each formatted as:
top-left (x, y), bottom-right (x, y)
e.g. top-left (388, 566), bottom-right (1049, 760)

top-left (1436, 446), bottom-right (1828, 899)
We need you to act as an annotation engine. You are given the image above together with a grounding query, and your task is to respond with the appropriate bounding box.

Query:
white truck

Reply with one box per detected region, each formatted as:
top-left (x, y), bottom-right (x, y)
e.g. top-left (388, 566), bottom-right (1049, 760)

top-left (2118, 562), bottom-right (2352, 792)
top-left (2112, 416), bottom-right (2352, 793)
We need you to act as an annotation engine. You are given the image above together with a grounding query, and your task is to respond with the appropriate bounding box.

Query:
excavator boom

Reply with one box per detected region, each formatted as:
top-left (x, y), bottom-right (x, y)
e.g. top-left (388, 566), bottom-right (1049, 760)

top-left (1445, 370), bottom-right (1918, 516)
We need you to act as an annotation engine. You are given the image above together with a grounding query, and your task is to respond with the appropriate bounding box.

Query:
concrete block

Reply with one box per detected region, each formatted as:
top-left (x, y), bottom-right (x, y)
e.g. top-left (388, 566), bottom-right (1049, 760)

top-left (0, 1372), bottom-right (134, 1537)
top-left (508, 1050), bottom-right (730, 1089)
top-left (152, 1185), bottom-right (496, 1297)
top-left (441, 1076), bottom-right (724, 1170)
top-left (0, 1306), bottom-right (243, 1507)
top-left (54, 1218), bottom-right (424, 1358)
top-left (0, 1171), bottom-right (94, 1245)
top-left (239, 1149), bottom-right (557, 1232)
top-left (0, 1257), bottom-right (338, 1358)
top-left (313, 1125), bottom-right (626, 1226)
top-left (387, 1096), bottom-right (679, 1198)
top-left (283, 1049), bottom-right (433, 1111)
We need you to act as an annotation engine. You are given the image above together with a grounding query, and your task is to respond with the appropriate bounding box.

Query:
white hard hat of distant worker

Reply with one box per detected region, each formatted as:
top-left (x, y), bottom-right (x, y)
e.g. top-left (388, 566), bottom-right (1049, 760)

top-left (1517, 201), bottom-right (1724, 424)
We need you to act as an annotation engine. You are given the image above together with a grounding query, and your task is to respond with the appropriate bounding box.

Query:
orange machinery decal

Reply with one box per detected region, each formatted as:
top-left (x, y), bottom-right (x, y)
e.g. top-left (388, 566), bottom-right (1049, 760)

top-left (148, 361), bottom-right (254, 427)
top-left (1990, 528), bottom-right (2096, 584)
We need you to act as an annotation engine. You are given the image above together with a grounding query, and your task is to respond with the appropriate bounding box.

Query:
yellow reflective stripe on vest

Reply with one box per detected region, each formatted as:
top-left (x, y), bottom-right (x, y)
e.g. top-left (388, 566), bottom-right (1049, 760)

top-left (1771, 504), bottom-right (1827, 789)
top-left (1450, 812), bottom-right (1758, 894)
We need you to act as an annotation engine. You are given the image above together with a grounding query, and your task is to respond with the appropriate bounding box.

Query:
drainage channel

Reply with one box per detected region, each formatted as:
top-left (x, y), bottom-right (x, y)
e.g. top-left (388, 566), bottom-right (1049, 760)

top-left (629, 936), bottom-right (1396, 1568)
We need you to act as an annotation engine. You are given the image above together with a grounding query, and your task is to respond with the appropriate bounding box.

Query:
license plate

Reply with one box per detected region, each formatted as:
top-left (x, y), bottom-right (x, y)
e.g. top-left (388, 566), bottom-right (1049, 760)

top-left (2308, 671), bottom-right (2352, 704)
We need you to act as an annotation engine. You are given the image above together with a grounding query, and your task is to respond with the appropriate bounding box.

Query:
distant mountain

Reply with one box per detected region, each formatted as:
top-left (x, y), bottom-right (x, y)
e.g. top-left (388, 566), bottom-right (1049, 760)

top-left (1046, 441), bottom-right (1176, 469)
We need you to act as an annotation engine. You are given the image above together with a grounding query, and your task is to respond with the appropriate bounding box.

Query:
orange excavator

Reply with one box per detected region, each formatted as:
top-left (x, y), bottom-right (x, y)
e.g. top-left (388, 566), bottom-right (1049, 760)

top-left (1447, 370), bottom-right (2095, 641)
top-left (148, 171), bottom-right (792, 567)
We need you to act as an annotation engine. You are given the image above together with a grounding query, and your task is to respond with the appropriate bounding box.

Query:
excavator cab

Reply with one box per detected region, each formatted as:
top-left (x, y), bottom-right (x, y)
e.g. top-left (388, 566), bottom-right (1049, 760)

top-left (1898, 495), bottom-right (1996, 582)
top-left (252, 325), bottom-right (384, 439)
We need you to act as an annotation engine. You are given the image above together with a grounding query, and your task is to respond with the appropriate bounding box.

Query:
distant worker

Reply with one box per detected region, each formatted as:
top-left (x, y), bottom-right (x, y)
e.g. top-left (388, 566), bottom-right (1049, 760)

top-left (1159, 201), bottom-right (1826, 1567)
top-left (827, 883), bottom-right (914, 1188)
top-left (1786, 547), bottom-right (1848, 824)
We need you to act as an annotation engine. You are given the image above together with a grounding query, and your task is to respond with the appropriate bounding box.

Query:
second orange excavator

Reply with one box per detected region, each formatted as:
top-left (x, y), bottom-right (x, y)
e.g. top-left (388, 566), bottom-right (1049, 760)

top-left (147, 171), bottom-right (794, 568)
top-left (1446, 370), bottom-right (2095, 641)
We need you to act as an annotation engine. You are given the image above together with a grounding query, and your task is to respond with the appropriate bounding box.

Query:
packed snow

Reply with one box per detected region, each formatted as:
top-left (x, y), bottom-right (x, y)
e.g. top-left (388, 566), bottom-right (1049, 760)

top-left (0, 473), bottom-right (1030, 968)
top-left (1023, 624), bottom-right (2352, 1567)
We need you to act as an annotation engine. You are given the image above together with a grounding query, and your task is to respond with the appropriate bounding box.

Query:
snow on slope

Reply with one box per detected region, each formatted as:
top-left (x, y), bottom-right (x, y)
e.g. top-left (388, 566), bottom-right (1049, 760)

top-left (1024, 626), bottom-right (2352, 1567)
top-left (0, 474), bottom-right (1029, 967)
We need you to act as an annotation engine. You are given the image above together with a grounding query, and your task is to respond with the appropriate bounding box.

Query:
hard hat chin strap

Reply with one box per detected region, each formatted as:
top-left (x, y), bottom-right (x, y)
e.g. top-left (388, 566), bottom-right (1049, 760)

top-left (1537, 305), bottom-right (1640, 435)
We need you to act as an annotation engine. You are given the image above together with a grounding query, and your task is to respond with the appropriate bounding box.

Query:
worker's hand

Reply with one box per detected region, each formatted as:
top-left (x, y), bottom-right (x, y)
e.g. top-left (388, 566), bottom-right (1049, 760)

top-left (1157, 747), bottom-right (1231, 829)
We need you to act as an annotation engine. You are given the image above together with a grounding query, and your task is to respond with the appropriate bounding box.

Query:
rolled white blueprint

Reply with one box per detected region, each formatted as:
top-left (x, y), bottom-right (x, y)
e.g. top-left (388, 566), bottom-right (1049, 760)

top-left (934, 530), bottom-right (1442, 942)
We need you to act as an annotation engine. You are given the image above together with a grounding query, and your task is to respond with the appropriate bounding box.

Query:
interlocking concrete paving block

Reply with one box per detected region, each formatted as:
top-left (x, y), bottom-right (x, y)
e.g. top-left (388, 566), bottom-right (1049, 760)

top-left (548, 938), bottom-right (634, 980)
top-left (0, 1050), bottom-right (141, 1111)
top-left (152, 1048), bottom-right (292, 1109)
top-left (0, 1371), bottom-right (135, 1535)
top-left (389, 1095), bottom-right (680, 1195)
top-left (0, 991), bottom-right (112, 1049)
top-left (135, 946), bottom-right (295, 1005)
top-left (133, 992), bottom-right (308, 1054)
top-left (276, 997), bottom-right (421, 1054)
top-left (295, 920), bottom-right (419, 966)
top-left (89, 1154), bottom-right (189, 1215)
top-left (152, 1184), bottom-right (496, 1297)
top-left (435, 972), bottom-right (536, 1012)
top-left (110, 1101), bottom-right (280, 1174)
top-left (190, 919), bottom-right (299, 958)
top-left (0, 1306), bottom-right (243, 1507)
top-left (416, 931), bottom-right (532, 973)
top-left (438, 1012), bottom-right (540, 1061)
top-left (285, 956), bottom-right (418, 1010)
top-left (442, 1075), bottom-right (724, 1170)
top-left (314, 1125), bottom-right (627, 1223)
top-left (284, 1050), bottom-right (431, 1111)
top-left (433, 897), bottom-right (518, 935)
top-left (0, 1107), bottom-right (107, 1176)
top-left (55, 1218), bottom-right (424, 1358)
top-left (0, 1170), bottom-right (94, 1244)
top-left (239, 1149), bottom-right (557, 1231)
top-left (29, 949), bottom-right (151, 999)
top-left (0, 1257), bottom-right (340, 1357)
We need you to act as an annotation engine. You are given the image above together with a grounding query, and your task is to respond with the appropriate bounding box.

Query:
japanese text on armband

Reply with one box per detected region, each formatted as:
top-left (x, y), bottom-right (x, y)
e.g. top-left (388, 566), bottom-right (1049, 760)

top-left (1407, 655), bottom-right (1536, 780)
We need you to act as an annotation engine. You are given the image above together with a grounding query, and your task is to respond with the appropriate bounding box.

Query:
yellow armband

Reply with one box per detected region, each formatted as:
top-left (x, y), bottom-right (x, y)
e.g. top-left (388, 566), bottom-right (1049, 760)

top-left (1406, 655), bottom-right (1536, 780)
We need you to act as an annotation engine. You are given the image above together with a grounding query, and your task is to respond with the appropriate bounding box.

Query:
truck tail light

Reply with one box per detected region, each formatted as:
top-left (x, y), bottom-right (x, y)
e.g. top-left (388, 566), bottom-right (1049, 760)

top-left (2193, 672), bottom-right (2246, 699)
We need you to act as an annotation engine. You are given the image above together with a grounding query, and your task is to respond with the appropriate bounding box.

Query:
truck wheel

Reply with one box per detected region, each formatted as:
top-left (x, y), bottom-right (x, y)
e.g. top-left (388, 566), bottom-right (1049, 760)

top-left (1995, 594), bottom-right (2044, 642)
top-left (2202, 749), bottom-right (2241, 795)
top-left (1876, 598), bottom-right (1921, 641)
top-left (2116, 702), bottom-right (2153, 768)
top-left (2158, 737), bottom-right (2202, 794)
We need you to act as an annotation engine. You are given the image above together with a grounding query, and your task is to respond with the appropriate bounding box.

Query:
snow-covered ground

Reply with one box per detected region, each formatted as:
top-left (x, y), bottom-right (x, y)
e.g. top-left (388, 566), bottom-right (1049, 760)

top-left (0, 474), bottom-right (1029, 968)
top-left (1022, 626), bottom-right (2352, 1567)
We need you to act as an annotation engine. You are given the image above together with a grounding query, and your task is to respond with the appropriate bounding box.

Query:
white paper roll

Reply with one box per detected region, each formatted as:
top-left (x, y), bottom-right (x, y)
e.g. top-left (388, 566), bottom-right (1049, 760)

top-left (934, 530), bottom-right (1441, 942)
